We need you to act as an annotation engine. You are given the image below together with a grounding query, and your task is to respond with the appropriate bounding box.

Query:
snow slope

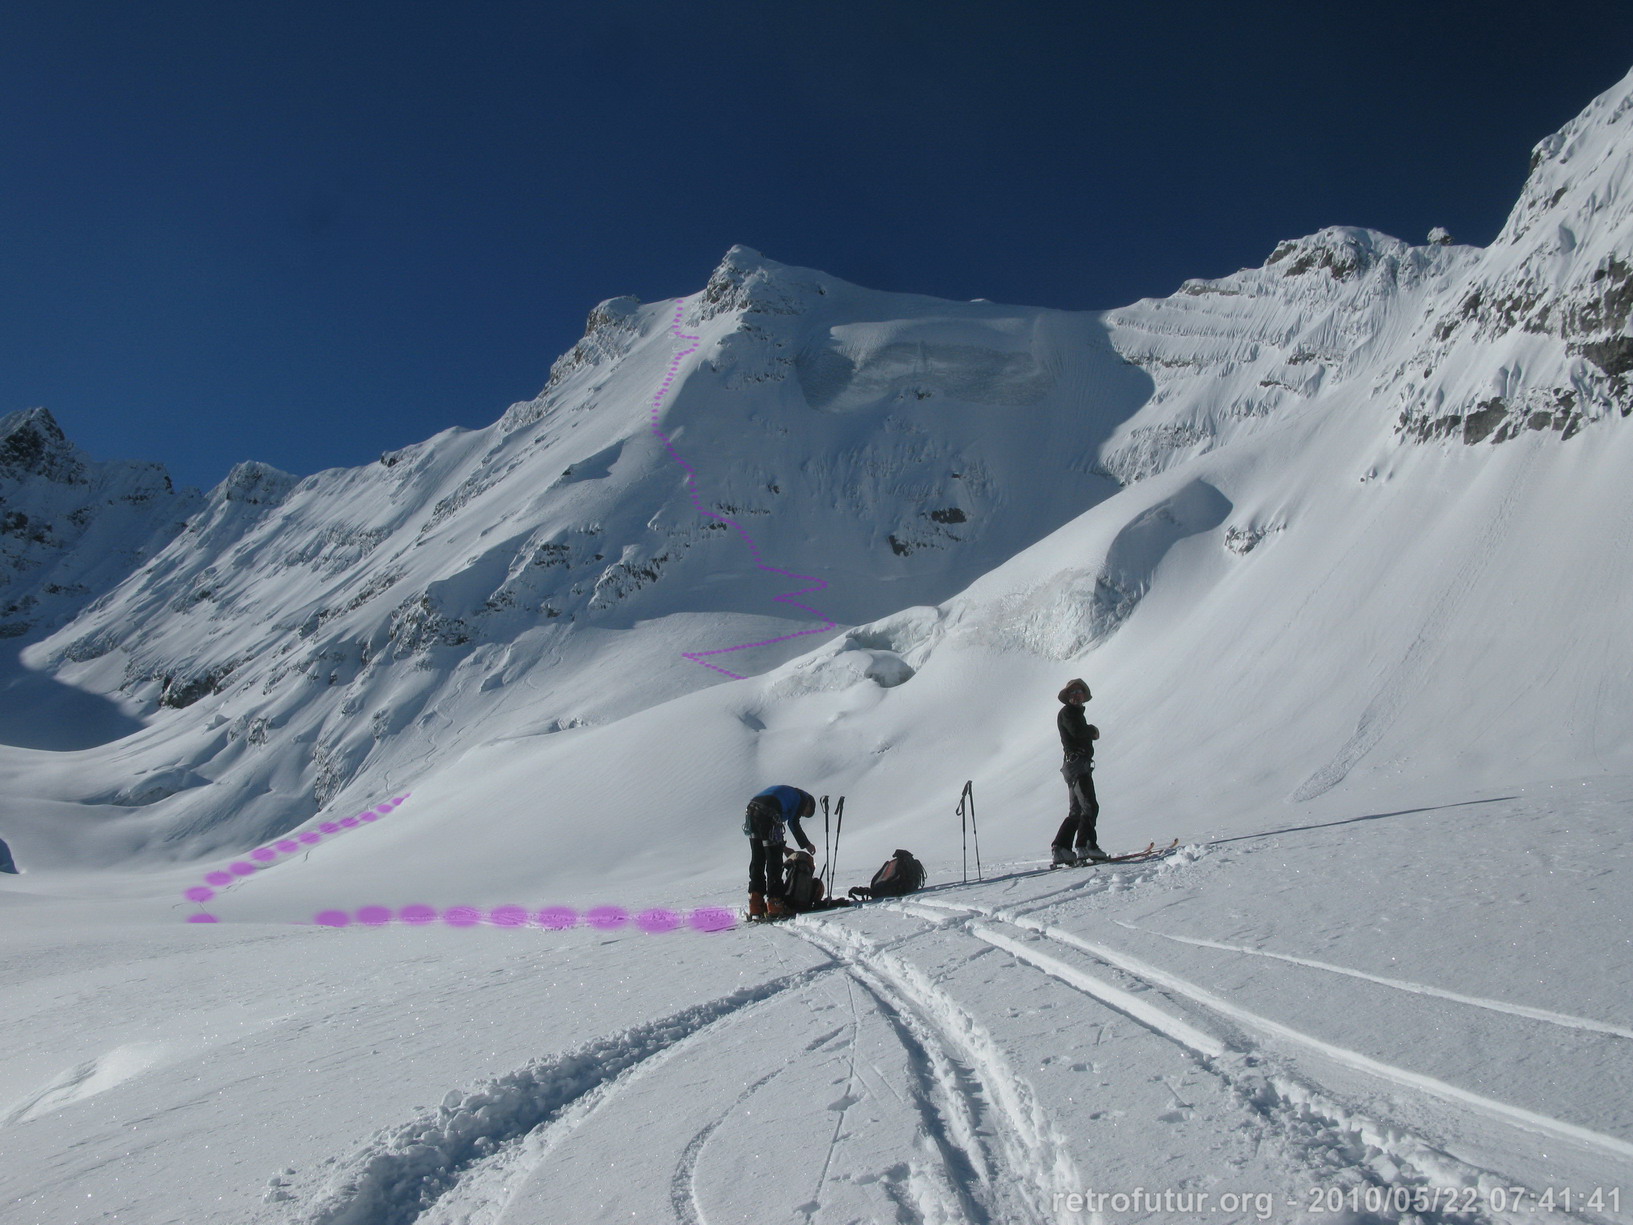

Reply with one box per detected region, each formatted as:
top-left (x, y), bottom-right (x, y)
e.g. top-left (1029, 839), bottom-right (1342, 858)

top-left (2, 779), bottom-right (1628, 1225)
top-left (3, 63), bottom-right (1633, 1225)
top-left (1, 249), bottom-right (1146, 867)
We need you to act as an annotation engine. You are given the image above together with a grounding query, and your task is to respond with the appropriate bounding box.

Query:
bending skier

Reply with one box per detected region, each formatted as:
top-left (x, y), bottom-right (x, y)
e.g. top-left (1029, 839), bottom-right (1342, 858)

top-left (744, 785), bottom-right (817, 919)
top-left (1052, 678), bottom-right (1107, 865)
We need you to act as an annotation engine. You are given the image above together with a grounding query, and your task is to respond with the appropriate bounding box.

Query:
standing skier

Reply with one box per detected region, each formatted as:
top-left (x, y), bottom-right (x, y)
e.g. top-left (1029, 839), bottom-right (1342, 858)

top-left (1052, 679), bottom-right (1107, 865)
top-left (744, 785), bottom-right (817, 919)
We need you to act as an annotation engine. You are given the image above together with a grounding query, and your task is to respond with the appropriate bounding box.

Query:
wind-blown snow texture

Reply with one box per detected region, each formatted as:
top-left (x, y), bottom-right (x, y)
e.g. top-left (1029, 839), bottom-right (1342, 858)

top-left (3, 67), bottom-right (1633, 1225)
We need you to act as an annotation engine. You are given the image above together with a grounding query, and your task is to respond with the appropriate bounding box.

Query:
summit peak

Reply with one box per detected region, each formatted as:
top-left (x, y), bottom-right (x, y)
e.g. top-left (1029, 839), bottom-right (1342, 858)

top-left (695, 245), bottom-right (827, 321)
top-left (0, 406), bottom-right (81, 483)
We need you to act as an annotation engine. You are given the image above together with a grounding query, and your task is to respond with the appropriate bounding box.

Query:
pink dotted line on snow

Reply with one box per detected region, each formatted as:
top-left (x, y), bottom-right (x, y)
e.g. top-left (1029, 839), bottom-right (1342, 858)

top-left (303, 903), bottom-right (734, 933)
top-left (654, 298), bottom-right (838, 679)
top-left (182, 793), bottom-right (411, 920)
top-left (185, 901), bottom-right (733, 933)
top-left (180, 791), bottom-right (737, 932)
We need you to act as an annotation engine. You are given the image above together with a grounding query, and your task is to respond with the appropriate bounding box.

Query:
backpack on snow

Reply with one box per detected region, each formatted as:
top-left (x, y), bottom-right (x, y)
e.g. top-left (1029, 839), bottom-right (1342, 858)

top-left (783, 850), bottom-right (827, 912)
top-left (848, 849), bottom-right (925, 900)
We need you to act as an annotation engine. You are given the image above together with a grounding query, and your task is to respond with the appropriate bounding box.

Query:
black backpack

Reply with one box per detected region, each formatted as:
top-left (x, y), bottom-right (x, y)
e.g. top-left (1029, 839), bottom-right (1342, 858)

top-left (783, 851), bottom-right (826, 912)
top-left (849, 849), bottom-right (925, 900)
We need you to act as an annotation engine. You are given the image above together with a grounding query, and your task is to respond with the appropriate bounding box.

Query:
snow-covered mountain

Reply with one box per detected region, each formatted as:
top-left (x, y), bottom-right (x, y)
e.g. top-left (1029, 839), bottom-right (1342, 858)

top-left (0, 406), bottom-right (199, 752)
top-left (0, 407), bottom-right (197, 645)
top-left (4, 63), bottom-right (1633, 1225)
top-left (4, 67), bottom-right (1633, 877)
top-left (5, 247), bottom-right (1153, 863)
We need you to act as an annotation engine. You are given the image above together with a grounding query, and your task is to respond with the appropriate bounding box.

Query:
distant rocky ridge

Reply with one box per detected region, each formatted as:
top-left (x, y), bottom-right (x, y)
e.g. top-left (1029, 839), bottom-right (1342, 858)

top-left (1100, 226), bottom-right (1475, 484)
top-left (0, 406), bottom-right (199, 641)
top-left (1102, 71), bottom-right (1633, 482)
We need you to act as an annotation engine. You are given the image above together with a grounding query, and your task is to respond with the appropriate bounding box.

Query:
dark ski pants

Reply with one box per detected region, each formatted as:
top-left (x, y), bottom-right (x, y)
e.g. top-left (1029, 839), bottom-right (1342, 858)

top-left (1053, 760), bottom-right (1099, 851)
top-left (745, 800), bottom-right (786, 898)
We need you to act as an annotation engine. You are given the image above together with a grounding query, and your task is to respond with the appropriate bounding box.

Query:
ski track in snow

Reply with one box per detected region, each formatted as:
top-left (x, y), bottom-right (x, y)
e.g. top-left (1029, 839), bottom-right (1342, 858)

top-left (1113, 919), bottom-right (1633, 1042)
top-left (791, 914), bottom-right (1082, 1225)
top-left (370, 927), bottom-right (1019, 1225)
top-left (668, 1064), bottom-right (787, 1225)
top-left (770, 920), bottom-right (989, 1225)
top-left (799, 974), bottom-right (864, 1221)
top-left (650, 298), bottom-right (839, 679)
top-left (290, 964), bottom-right (834, 1225)
top-left (903, 891), bottom-right (1623, 1224)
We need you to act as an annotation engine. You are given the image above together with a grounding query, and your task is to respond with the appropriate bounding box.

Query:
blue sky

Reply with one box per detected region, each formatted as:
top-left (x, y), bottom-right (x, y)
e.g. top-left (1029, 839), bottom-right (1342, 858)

top-left (3, 1), bottom-right (1630, 491)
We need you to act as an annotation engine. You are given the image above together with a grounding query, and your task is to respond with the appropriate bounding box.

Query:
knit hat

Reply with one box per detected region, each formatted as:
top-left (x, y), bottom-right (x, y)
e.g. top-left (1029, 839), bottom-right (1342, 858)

top-left (1057, 678), bottom-right (1091, 703)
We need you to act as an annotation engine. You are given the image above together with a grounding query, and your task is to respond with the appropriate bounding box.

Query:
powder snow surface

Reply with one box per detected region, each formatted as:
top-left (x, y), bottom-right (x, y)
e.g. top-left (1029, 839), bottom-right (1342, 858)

top-left (2, 784), bottom-right (1630, 1225)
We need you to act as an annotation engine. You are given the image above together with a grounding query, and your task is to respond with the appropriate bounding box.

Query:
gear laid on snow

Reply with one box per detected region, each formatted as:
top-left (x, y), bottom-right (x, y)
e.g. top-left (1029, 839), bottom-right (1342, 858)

top-left (1048, 839), bottom-right (1178, 870)
top-left (0, 834), bottom-right (16, 875)
top-left (848, 849), bottom-right (926, 900)
top-left (782, 848), bottom-right (826, 911)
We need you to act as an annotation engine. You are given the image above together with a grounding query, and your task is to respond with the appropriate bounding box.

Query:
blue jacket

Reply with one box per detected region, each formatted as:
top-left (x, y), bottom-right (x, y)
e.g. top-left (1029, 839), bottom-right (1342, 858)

top-left (754, 786), bottom-right (812, 823)
top-left (751, 785), bottom-right (815, 848)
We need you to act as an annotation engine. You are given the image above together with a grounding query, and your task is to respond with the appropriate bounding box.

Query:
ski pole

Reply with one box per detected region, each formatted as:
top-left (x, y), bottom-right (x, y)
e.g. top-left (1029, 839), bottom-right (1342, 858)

top-left (830, 797), bottom-right (844, 896)
top-left (960, 785), bottom-right (968, 884)
top-left (821, 795), bottom-right (831, 893)
top-left (969, 781), bottom-right (981, 881)
top-left (958, 781), bottom-right (981, 883)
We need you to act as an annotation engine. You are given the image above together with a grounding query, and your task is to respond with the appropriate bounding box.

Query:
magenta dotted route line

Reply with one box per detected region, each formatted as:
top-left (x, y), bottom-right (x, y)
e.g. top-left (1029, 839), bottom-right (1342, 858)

top-left (182, 793), bottom-right (411, 919)
top-left (305, 903), bottom-right (734, 932)
top-left (185, 901), bottom-right (734, 933)
top-left (654, 298), bottom-right (838, 679)
top-left (179, 790), bottom-right (736, 932)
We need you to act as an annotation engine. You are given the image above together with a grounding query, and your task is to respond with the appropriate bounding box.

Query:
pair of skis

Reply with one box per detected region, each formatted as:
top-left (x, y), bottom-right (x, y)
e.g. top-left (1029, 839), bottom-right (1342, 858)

top-left (744, 899), bottom-right (853, 924)
top-left (1049, 838), bottom-right (1180, 869)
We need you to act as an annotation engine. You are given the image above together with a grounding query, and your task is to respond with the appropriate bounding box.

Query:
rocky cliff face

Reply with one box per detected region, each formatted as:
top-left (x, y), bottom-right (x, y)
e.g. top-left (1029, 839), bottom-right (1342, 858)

top-left (1100, 227), bottom-right (1477, 483)
top-left (1391, 74), bottom-right (1633, 444)
top-left (1101, 68), bottom-right (1633, 480)
top-left (0, 407), bottom-right (198, 642)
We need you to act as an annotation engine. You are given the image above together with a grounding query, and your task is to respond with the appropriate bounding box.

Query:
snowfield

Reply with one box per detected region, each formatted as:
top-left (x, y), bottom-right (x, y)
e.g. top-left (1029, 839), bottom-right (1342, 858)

top-left (5, 65), bottom-right (1633, 1225)
top-left (3, 776), bottom-right (1630, 1224)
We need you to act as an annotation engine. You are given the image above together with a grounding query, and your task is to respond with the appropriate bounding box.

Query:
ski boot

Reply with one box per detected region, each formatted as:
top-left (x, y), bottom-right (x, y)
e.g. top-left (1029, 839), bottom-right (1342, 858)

top-left (1077, 844), bottom-right (1109, 864)
top-left (747, 891), bottom-right (767, 920)
top-left (1050, 845), bottom-right (1077, 869)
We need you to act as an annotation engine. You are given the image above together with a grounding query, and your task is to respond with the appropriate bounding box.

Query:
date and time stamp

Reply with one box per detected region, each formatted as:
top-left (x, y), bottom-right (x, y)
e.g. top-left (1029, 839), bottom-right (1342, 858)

top-left (1052, 1184), bottom-right (1622, 1219)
